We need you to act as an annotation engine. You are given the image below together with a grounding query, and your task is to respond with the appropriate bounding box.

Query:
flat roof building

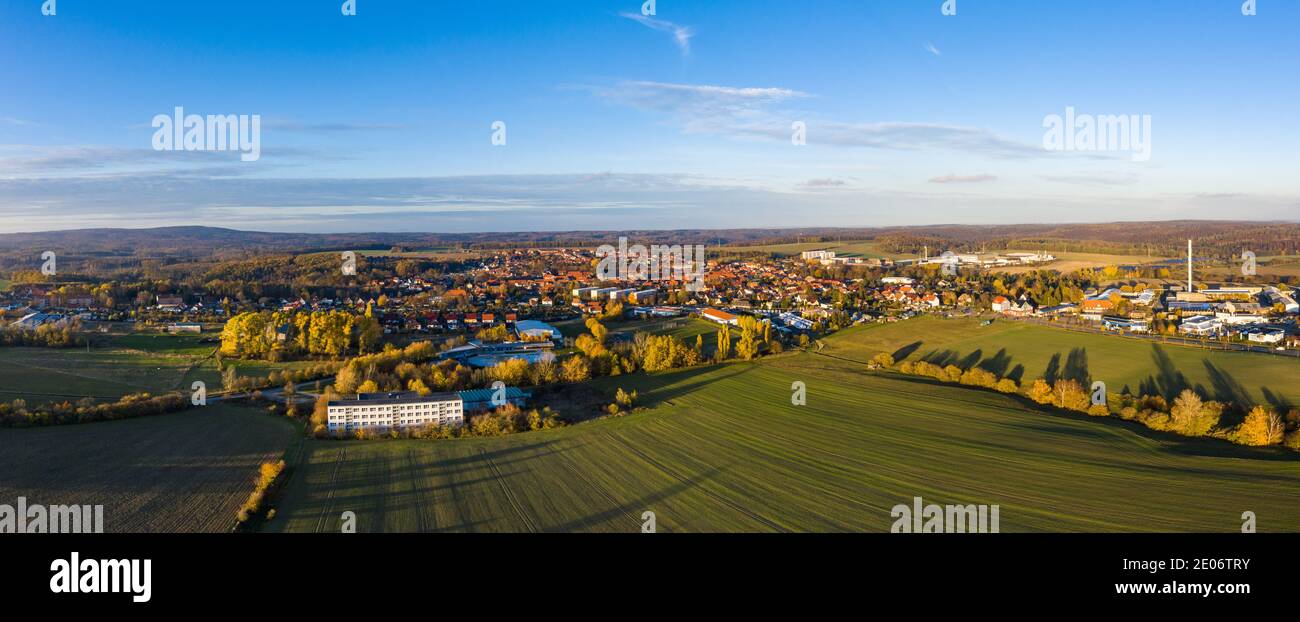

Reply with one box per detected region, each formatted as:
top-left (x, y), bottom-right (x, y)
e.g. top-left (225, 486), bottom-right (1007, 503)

top-left (327, 391), bottom-right (464, 433)
top-left (515, 320), bottom-right (561, 340)
top-left (1178, 315), bottom-right (1222, 337)
top-left (701, 308), bottom-right (738, 325)
top-left (459, 387), bottom-right (531, 413)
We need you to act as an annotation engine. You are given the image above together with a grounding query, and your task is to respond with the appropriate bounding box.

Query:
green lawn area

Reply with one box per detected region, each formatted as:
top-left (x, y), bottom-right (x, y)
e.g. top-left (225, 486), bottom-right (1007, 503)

top-left (0, 331), bottom-right (318, 402)
top-left (824, 316), bottom-right (1300, 408)
top-left (265, 328), bottom-right (1300, 533)
top-left (107, 332), bottom-right (217, 356)
top-left (613, 316), bottom-right (718, 341)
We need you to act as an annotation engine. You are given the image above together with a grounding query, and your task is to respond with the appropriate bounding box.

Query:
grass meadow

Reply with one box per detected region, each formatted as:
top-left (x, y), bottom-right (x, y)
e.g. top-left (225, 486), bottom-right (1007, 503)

top-left (264, 324), bottom-right (1300, 533)
top-left (0, 331), bottom-right (319, 402)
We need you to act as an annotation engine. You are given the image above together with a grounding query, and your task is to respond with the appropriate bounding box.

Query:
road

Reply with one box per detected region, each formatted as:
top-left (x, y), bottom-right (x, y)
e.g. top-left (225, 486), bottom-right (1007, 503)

top-left (208, 377), bottom-right (333, 406)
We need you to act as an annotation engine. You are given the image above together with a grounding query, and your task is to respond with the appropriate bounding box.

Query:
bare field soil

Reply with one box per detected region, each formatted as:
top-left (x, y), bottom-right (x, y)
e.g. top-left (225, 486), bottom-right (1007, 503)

top-left (0, 405), bottom-right (296, 532)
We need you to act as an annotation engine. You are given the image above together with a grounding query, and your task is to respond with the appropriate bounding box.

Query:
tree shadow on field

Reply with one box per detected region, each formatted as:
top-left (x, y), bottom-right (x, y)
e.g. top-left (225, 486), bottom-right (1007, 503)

top-left (977, 348), bottom-right (1014, 377)
top-left (1062, 347), bottom-right (1091, 387)
top-left (1203, 360), bottom-right (1254, 424)
top-left (920, 349), bottom-right (958, 367)
top-left (957, 349), bottom-right (984, 370)
top-left (1005, 364), bottom-right (1025, 384)
top-left (1138, 344), bottom-right (1192, 401)
top-left (892, 341), bottom-right (923, 362)
top-left (1043, 353), bottom-right (1062, 384)
top-left (1261, 388), bottom-right (1294, 417)
top-left (315, 441), bottom-right (587, 533)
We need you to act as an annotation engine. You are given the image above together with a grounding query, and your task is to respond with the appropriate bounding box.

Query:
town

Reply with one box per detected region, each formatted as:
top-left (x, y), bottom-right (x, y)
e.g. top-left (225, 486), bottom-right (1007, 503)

top-left (5, 239), bottom-right (1297, 370)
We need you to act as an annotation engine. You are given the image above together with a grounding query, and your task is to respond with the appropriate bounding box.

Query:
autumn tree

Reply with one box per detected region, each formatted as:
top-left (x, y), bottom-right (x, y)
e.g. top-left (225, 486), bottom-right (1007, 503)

top-left (561, 355), bottom-right (592, 383)
top-left (310, 387), bottom-right (337, 437)
top-left (716, 326), bottom-right (733, 361)
top-left (1235, 405), bottom-right (1284, 446)
top-left (734, 316), bottom-right (760, 360)
top-left (355, 315), bottom-right (382, 353)
top-left (1169, 389), bottom-right (1220, 437)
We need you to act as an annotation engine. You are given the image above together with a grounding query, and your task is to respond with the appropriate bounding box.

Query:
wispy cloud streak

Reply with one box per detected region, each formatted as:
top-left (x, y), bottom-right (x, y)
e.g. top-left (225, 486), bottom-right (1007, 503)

top-left (620, 12), bottom-right (695, 54)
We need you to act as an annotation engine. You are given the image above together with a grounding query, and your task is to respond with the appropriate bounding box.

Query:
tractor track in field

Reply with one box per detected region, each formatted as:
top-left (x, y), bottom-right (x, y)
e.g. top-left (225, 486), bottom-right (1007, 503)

top-left (314, 446), bottom-right (347, 533)
top-left (479, 448), bottom-right (539, 533)
top-left (605, 433), bottom-right (790, 533)
top-left (554, 450), bottom-right (639, 532)
top-left (652, 415), bottom-right (892, 520)
top-left (405, 449), bottom-right (433, 533)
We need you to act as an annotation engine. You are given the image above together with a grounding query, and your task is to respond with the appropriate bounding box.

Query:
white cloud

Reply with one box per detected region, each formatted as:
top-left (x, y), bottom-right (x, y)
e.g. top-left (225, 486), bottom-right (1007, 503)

top-left (929, 174), bottom-right (997, 184)
top-left (596, 80), bottom-right (806, 119)
top-left (924, 42), bottom-right (941, 56)
top-left (619, 12), bottom-right (695, 54)
top-left (594, 80), bottom-right (1043, 158)
top-left (3, 170), bottom-right (1294, 234)
top-left (1040, 172), bottom-right (1140, 186)
top-left (801, 178), bottom-right (848, 188)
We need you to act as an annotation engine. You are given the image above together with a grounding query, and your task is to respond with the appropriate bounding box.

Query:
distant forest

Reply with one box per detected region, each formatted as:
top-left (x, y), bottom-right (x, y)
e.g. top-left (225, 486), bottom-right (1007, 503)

top-left (1, 221), bottom-right (1296, 282)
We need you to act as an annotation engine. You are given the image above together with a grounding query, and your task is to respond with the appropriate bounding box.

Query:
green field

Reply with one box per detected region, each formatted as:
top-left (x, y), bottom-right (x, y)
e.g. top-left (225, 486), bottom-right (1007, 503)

top-left (555, 316), bottom-right (718, 341)
top-left (824, 316), bottom-right (1300, 408)
top-left (0, 332), bottom-right (316, 402)
top-left (265, 328), bottom-right (1300, 533)
top-left (0, 404), bottom-right (296, 532)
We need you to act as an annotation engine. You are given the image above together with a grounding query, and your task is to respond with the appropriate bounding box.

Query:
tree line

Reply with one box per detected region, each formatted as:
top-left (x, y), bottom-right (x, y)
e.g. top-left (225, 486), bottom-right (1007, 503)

top-left (219, 309), bottom-right (382, 361)
top-left (0, 391), bottom-right (189, 428)
top-left (886, 353), bottom-right (1299, 451)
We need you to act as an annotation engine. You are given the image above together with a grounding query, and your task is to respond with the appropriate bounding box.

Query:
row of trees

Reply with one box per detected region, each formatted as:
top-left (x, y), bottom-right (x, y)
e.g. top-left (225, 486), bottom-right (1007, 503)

top-left (235, 460), bottom-right (286, 526)
top-left (887, 353), bottom-right (1300, 450)
top-left (0, 391), bottom-right (189, 428)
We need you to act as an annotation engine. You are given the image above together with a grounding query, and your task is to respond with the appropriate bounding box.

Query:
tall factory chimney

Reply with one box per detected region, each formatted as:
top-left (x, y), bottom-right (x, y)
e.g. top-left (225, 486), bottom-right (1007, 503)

top-left (1187, 239), bottom-right (1193, 293)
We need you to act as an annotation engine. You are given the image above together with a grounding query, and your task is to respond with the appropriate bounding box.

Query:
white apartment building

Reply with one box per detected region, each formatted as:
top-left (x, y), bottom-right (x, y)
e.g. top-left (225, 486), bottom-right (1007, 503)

top-left (327, 391), bottom-right (464, 433)
top-left (1247, 329), bottom-right (1286, 344)
top-left (629, 289), bottom-right (659, 305)
top-left (801, 250), bottom-right (836, 261)
top-left (609, 288), bottom-right (638, 302)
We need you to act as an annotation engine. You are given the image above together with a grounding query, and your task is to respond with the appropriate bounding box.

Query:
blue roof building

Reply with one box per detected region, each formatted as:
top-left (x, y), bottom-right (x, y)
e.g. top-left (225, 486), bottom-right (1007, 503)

top-left (458, 387), bottom-right (532, 413)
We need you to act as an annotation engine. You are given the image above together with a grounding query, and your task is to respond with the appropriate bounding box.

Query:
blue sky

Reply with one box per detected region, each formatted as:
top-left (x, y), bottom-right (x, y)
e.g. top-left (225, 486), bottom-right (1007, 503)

top-left (0, 0), bottom-right (1297, 233)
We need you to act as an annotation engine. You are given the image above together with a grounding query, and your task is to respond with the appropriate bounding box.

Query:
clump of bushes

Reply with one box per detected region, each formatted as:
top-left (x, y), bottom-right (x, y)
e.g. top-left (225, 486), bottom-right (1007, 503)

top-left (236, 460), bottom-right (286, 525)
top-left (606, 387), bottom-right (638, 416)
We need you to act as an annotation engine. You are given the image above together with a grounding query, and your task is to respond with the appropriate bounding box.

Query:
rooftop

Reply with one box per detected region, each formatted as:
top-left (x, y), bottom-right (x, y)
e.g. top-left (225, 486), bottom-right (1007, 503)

top-left (459, 387), bottom-right (532, 403)
top-left (329, 391), bottom-right (461, 407)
